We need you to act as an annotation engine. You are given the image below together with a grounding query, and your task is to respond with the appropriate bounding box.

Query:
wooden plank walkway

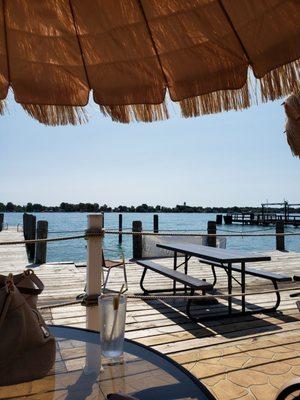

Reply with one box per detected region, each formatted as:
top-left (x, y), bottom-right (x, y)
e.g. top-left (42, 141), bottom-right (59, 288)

top-left (1, 228), bottom-right (300, 399)
top-left (0, 227), bottom-right (28, 270)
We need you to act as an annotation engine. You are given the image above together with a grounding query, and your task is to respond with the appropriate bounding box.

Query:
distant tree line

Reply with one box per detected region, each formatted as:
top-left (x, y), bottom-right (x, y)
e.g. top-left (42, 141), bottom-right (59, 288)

top-left (1, 202), bottom-right (300, 214)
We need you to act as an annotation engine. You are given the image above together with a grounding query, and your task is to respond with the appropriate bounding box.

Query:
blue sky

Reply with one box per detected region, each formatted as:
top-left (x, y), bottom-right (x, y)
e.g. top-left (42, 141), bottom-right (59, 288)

top-left (0, 93), bottom-right (299, 207)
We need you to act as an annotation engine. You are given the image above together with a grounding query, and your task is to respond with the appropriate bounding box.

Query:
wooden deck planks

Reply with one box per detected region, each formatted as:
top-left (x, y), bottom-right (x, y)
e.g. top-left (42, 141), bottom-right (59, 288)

top-left (0, 227), bottom-right (28, 270)
top-left (1, 228), bottom-right (300, 399)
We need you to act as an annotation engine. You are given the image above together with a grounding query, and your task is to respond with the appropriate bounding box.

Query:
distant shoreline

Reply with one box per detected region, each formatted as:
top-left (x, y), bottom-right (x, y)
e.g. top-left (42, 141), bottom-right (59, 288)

top-left (1, 204), bottom-right (300, 214)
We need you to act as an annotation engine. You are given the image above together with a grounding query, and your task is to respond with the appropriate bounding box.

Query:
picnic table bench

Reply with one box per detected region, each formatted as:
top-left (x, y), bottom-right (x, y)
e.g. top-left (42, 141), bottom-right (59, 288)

top-left (136, 259), bottom-right (213, 320)
top-left (198, 258), bottom-right (292, 311)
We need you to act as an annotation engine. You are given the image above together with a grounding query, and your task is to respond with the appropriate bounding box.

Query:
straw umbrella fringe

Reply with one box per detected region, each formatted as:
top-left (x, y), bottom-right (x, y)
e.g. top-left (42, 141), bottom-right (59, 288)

top-left (21, 105), bottom-right (88, 126)
top-left (180, 59), bottom-right (300, 119)
top-left (3, 58), bottom-right (297, 125)
top-left (284, 93), bottom-right (300, 158)
top-left (179, 83), bottom-right (251, 118)
top-left (3, 58), bottom-right (295, 126)
top-left (99, 102), bottom-right (169, 124)
top-left (260, 59), bottom-right (300, 102)
top-left (0, 1), bottom-right (299, 125)
top-left (0, 99), bottom-right (6, 116)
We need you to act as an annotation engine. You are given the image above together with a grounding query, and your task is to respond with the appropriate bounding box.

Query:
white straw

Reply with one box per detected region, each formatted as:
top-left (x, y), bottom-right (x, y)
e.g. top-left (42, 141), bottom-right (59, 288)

top-left (109, 284), bottom-right (125, 343)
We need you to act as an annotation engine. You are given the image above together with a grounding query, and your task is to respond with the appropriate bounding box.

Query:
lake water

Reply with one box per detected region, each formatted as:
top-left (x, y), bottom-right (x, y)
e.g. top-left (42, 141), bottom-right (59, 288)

top-left (2, 212), bottom-right (300, 262)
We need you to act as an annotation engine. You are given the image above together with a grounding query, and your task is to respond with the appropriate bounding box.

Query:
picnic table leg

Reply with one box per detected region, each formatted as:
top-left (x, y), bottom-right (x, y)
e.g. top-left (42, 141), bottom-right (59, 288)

top-left (241, 261), bottom-right (246, 313)
top-left (186, 288), bottom-right (195, 320)
top-left (228, 262), bottom-right (232, 314)
top-left (173, 251), bottom-right (177, 294)
top-left (140, 267), bottom-right (148, 293)
top-left (184, 254), bottom-right (188, 294)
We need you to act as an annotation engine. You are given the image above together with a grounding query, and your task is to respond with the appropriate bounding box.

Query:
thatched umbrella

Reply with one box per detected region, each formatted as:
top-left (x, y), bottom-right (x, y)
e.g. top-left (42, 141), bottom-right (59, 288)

top-left (0, 0), bottom-right (299, 125)
top-left (284, 94), bottom-right (300, 158)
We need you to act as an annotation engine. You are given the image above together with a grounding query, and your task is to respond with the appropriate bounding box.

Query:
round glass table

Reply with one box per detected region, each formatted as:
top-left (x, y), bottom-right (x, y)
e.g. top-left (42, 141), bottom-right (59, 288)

top-left (0, 325), bottom-right (215, 400)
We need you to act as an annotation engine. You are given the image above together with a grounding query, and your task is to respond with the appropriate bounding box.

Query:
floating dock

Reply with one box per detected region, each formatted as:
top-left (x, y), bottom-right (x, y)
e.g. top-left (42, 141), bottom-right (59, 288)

top-left (225, 201), bottom-right (300, 226)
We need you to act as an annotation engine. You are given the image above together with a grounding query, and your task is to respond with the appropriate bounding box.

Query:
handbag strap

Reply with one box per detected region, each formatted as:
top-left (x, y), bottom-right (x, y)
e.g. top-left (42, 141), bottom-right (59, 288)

top-left (24, 269), bottom-right (44, 290)
top-left (16, 270), bottom-right (44, 295)
top-left (0, 275), bottom-right (13, 328)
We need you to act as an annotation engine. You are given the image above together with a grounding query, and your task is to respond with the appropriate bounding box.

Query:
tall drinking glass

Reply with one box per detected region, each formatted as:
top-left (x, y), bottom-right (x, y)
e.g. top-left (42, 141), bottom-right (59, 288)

top-left (99, 294), bottom-right (127, 363)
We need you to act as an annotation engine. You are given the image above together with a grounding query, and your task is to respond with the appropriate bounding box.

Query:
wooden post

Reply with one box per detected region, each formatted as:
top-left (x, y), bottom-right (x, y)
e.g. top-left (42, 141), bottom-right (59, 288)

top-left (216, 214), bottom-right (222, 225)
top-left (207, 221), bottom-right (216, 247)
top-left (85, 214), bottom-right (103, 331)
top-left (35, 220), bottom-right (47, 264)
top-left (23, 213), bottom-right (28, 239)
top-left (86, 214), bottom-right (103, 299)
top-left (153, 214), bottom-right (159, 233)
top-left (0, 213), bottom-right (3, 232)
top-left (132, 221), bottom-right (142, 259)
top-left (85, 214), bottom-right (103, 372)
top-left (27, 214), bottom-right (36, 261)
top-left (284, 202), bottom-right (288, 222)
top-left (224, 215), bottom-right (232, 225)
top-left (119, 214), bottom-right (123, 244)
top-left (276, 221), bottom-right (285, 251)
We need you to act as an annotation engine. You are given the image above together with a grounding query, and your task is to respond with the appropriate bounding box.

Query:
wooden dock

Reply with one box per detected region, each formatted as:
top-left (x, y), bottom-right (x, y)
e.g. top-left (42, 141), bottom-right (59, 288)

top-left (1, 228), bottom-right (300, 399)
top-left (0, 227), bottom-right (28, 270)
top-left (225, 201), bottom-right (300, 227)
top-left (227, 212), bottom-right (300, 226)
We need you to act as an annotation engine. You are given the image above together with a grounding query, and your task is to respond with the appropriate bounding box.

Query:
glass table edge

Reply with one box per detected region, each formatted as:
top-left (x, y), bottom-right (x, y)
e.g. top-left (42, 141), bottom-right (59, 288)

top-left (49, 324), bottom-right (216, 400)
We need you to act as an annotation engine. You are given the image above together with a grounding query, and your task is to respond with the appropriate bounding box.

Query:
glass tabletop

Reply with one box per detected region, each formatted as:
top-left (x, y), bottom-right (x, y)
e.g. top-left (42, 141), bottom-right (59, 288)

top-left (0, 325), bottom-right (215, 400)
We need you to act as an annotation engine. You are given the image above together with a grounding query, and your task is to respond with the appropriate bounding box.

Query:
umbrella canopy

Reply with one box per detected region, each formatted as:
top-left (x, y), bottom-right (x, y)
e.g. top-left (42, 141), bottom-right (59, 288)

top-left (0, 0), bottom-right (299, 125)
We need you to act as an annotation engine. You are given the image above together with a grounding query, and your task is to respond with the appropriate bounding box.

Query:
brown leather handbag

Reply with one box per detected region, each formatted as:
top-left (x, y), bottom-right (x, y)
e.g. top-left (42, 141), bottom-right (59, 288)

top-left (0, 270), bottom-right (56, 386)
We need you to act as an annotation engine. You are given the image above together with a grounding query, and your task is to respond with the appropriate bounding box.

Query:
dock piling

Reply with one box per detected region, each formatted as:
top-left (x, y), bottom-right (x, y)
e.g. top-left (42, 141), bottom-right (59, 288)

top-left (216, 214), bottom-right (223, 225)
top-left (27, 214), bottom-right (36, 261)
top-left (132, 220), bottom-right (142, 259)
top-left (23, 213), bottom-right (36, 261)
top-left (224, 215), bottom-right (233, 225)
top-left (35, 220), bottom-right (48, 264)
top-left (153, 214), bottom-right (159, 233)
top-left (207, 221), bottom-right (217, 247)
top-left (276, 221), bottom-right (285, 251)
top-left (118, 214), bottom-right (123, 244)
top-left (23, 213), bottom-right (28, 239)
top-left (0, 213), bottom-right (3, 232)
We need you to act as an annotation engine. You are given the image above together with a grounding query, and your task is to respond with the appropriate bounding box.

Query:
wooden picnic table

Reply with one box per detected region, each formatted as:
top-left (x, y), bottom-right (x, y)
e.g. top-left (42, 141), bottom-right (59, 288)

top-left (156, 242), bottom-right (289, 319)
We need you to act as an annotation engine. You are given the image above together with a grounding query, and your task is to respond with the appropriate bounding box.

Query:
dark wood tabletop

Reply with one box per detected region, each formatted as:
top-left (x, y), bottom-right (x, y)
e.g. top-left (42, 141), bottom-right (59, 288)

top-left (157, 242), bottom-right (271, 263)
